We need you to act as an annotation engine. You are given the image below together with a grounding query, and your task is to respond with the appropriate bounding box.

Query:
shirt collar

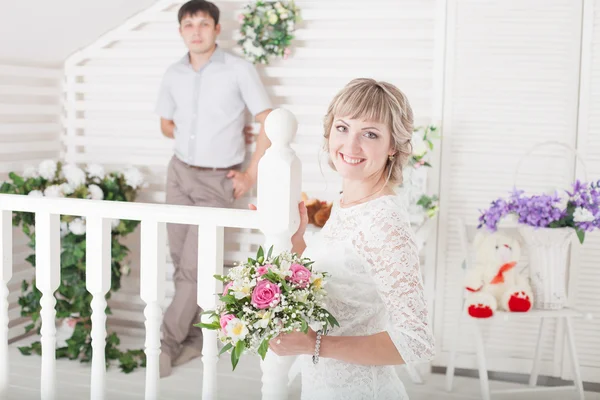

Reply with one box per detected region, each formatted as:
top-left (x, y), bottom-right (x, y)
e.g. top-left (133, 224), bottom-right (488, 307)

top-left (179, 44), bottom-right (225, 67)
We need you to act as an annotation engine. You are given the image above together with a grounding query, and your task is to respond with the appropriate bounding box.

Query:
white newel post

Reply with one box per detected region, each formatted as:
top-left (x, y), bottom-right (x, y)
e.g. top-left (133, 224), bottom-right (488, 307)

top-left (0, 210), bottom-right (12, 397)
top-left (36, 212), bottom-right (61, 400)
top-left (257, 108), bottom-right (302, 400)
top-left (197, 225), bottom-right (224, 400)
top-left (86, 217), bottom-right (112, 400)
top-left (140, 220), bottom-right (166, 400)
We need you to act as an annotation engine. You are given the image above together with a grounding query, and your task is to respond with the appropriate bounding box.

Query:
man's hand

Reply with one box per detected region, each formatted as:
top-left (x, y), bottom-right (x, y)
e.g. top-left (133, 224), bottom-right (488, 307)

top-left (227, 170), bottom-right (255, 199)
top-left (244, 125), bottom-right (255, 145)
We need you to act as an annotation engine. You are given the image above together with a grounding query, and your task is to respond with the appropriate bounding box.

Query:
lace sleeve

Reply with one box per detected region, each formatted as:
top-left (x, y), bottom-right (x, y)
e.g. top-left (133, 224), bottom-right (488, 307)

top-left (353, 207), bottom-right (435, 364)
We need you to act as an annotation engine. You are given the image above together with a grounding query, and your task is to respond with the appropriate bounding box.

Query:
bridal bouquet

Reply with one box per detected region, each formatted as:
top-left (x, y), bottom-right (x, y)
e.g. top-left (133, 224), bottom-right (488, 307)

top-left (196, 246), bottom-right (338, 370)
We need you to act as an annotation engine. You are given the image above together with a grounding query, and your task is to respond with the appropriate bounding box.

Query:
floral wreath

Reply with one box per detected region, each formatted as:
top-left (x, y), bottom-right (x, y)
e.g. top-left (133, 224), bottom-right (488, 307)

top-left (237, 1), bottom-right (301, 65)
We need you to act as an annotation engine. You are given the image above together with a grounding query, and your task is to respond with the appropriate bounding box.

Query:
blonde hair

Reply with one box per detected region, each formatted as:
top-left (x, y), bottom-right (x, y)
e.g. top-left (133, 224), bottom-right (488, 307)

top-left (323, 78), bottom-right (414, 185)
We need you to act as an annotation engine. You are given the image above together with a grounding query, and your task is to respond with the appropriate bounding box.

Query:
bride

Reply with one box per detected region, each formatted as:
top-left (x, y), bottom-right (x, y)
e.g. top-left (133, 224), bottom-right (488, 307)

top-left (266, 78), bottom-right (435, 399)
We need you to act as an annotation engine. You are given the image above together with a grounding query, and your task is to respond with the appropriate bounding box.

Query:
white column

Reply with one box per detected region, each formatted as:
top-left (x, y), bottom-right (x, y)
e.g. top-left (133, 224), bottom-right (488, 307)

top-left (0, 210), bottom-right (12, 397)
top-left (197, 225), bottom-right (224, 400)
top-left (35, 212), bottom-right (61, 400)
top-left (256, 108), bottom-right (302, 400)
top-left (140, 220), bottom-right (166, 400)
top-left (86, 217), bottom-right (112, 400)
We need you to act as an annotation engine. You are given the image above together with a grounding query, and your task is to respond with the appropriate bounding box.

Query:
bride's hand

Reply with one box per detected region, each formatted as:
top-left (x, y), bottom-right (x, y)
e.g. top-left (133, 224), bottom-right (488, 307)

top-left (248, 201), bottom-right (308, 241)
top-left (269, 328), bottom-right (317, 357)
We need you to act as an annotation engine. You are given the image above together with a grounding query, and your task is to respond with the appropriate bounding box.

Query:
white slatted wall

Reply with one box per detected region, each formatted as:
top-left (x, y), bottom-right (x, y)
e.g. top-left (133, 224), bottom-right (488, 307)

top-left (568, 0), bottom-right (600, 383)
top-left (434, 0), bottom-right (600, 383)
top-left (63, 0), bottom-right (440, 333)
top-left (0, 61), bottom-right (62, 341)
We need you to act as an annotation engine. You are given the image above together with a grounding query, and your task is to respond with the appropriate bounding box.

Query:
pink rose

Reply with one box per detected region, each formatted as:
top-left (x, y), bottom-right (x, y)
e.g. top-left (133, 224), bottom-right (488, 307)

top-left (223, 281), bottom-right (233, 296)
top-left (251, 279), bottom-right (281, 309)
top-left (256, 265), bottom-right (272, 276)
top-left (220, 314), bottom-right (236, 334)
top-left (288, 263), bottom-right (311, 288)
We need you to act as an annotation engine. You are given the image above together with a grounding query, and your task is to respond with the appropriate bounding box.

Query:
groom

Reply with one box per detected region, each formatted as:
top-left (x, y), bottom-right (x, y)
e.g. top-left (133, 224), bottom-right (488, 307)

top-left (154, 0), bottom-right (273, 377)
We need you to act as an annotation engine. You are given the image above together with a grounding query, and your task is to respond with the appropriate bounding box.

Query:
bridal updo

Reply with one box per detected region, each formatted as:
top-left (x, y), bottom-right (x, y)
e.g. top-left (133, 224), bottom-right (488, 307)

top-left (322, 78), bottom-right (414, 185)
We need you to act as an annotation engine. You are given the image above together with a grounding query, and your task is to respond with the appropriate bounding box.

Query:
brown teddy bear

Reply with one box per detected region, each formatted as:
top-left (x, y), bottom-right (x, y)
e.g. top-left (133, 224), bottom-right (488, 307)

top-left (301, 193), bottom-right (333, 228)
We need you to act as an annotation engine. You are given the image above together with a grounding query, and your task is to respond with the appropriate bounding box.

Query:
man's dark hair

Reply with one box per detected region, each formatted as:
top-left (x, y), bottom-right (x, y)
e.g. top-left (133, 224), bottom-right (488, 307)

top-left (178, 0), bottom-right (220, 25)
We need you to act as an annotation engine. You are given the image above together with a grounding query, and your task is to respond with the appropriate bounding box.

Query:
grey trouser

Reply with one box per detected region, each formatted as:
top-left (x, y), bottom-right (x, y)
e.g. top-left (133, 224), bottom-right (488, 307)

top-left (161, 155), bottom-right (237, 359)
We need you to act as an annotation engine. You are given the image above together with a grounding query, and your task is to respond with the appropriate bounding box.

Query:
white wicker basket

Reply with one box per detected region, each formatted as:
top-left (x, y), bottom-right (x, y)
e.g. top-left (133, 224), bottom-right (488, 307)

top-left (513, 141), bottom-right (587, 309)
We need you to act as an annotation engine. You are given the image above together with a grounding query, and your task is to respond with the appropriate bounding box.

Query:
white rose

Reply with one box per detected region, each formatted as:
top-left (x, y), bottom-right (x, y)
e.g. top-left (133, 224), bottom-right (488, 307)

top-left (23, 166), bottom-right (39, 179)
top-left (86, 164), bottom-right (105, 181)
top-left (28, 190), bottom-right (44, 198)
top-left (69, 218), bottom-right (86, 235)
top-left (60, 221), bottom-right (69, 238)
top-left (123, 167), bottom-right (144, 189)
top-left (61, 183), bottom-right (75, 196)
top-left (87, 184), bottom-right (104, 200)
top-left (38, 160), bottom-right (57, 180)
top-left (111, 219), bottom-right (121, 230)
top-left (62, 164), bottom-right (86, 188)
top-left (44, 185), bottom-right (64, 198)
top-left (120, 265), bottom-right (131, 276)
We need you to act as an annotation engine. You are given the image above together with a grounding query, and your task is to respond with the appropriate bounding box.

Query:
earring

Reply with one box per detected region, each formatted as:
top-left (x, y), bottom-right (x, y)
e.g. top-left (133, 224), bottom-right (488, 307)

top-left (388, 154), bottom-right (395, 162)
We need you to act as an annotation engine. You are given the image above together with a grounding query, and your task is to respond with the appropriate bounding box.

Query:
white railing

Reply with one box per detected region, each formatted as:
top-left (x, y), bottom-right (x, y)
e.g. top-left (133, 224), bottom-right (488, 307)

top-left (0, 108), bottom-right (301, 400)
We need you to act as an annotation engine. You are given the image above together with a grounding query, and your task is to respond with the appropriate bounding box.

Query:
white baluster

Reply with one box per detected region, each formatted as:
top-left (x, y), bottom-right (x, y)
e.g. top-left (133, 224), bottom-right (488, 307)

top-left (197, 225), bottom-right (224, 400)
top-left (35, 212), bottom-right (60, 400)
top-left (140, 220), bottom-right (166, 400)
top-left (257, 108), bottom-right (302, 400)
top-left (86, 217), bottom-right (111, 400)
top-left (0, 210), bottom-right (12, 397)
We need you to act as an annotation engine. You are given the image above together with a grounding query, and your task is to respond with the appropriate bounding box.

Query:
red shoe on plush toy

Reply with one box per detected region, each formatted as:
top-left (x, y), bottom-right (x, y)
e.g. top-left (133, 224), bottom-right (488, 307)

top-left (464, 231), bottom-right (533, 318)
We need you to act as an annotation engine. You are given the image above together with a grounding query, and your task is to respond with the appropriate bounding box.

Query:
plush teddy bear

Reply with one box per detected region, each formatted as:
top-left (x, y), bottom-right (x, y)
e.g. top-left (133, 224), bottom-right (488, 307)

top-left (464, 230), bottom-right (533, 318)
top-left (301, 193), bottom-right (333, 228)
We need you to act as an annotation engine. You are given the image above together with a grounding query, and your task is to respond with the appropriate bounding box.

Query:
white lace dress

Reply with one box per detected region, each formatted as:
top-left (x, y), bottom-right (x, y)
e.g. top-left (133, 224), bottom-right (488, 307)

top-left (300, 195), bottom-right (435, 399)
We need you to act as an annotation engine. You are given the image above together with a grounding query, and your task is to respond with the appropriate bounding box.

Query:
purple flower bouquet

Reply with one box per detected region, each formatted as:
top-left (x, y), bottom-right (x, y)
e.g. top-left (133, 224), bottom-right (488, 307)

top-left (478, 180), bottom-right (600, 244)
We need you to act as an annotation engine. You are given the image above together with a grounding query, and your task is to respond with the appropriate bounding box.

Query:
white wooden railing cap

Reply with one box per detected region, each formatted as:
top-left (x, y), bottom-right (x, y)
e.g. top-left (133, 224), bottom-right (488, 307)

top-left (264, 108), bottom-right (298, 147)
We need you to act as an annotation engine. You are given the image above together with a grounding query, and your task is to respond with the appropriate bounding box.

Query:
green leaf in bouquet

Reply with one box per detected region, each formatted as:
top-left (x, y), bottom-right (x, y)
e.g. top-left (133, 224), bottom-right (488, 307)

top-left (300, 319), bottom-right (308, 333)
top-left (267, 245), bottom-right (274, 259)
top-left (576, 229), bottom-right (585, 244)
top-left (213, 274), bottom-right (226, 282)
top-left (325, 312), bottom-right (340, 328)
top-left (194, 321), bottom-right (220, 330)
top-left (257, 339), bottom-right (269, 360)
top-left (231, 340), bottom-right (246, 371)
top-left (257, 246), bottom-right (264, 261)
top-left (219, 342), bottom-right (233, 356)
top-left (220, 294), bottom-right (238, 304)
top-left (234, 340), bottom-right (245, 359)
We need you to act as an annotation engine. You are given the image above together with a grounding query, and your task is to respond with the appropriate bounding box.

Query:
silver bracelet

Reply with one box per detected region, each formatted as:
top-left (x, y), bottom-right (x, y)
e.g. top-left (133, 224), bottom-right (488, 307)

top-left (312, 329), bottom-right (323, 364)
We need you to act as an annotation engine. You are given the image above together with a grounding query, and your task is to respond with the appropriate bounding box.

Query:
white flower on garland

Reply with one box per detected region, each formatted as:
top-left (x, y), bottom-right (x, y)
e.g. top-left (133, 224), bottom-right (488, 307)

top-left (237, 1), bottom-right (301, 65)
top-left (61, 182), bottom-right (75, 196)
top-left (44, 185), bottom-right (64, 198)
top-left (69, 218), bottom-right (86, 236)
top-left (88, 184), bottom-right (104, 200)
top-left (86, 164), bottom-right (105, 182)
top-left (38, 160), bottom-right (57, 180)
top-left (23, 166), bottom-right (39, 179)
top-left (124, 167), bottom-right (144, 189)
top-left (62, 164), bottom-right (86, 188)
top-left (111, 219), bottom-right (121, 230)
top-left (28, 190), bottom-right (44, 198)
top-left (60, 221), bottom-right (70, 238)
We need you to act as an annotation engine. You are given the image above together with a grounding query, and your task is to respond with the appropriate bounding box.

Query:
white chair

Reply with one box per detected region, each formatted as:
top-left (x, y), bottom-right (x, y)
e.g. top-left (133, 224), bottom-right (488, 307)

top-left (444, 218), bottom-right (590, 400)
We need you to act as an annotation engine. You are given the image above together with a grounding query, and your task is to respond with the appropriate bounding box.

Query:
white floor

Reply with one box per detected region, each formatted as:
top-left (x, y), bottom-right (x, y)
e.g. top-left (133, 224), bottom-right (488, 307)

top-left (6, 336), bottom-right (599, 400)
